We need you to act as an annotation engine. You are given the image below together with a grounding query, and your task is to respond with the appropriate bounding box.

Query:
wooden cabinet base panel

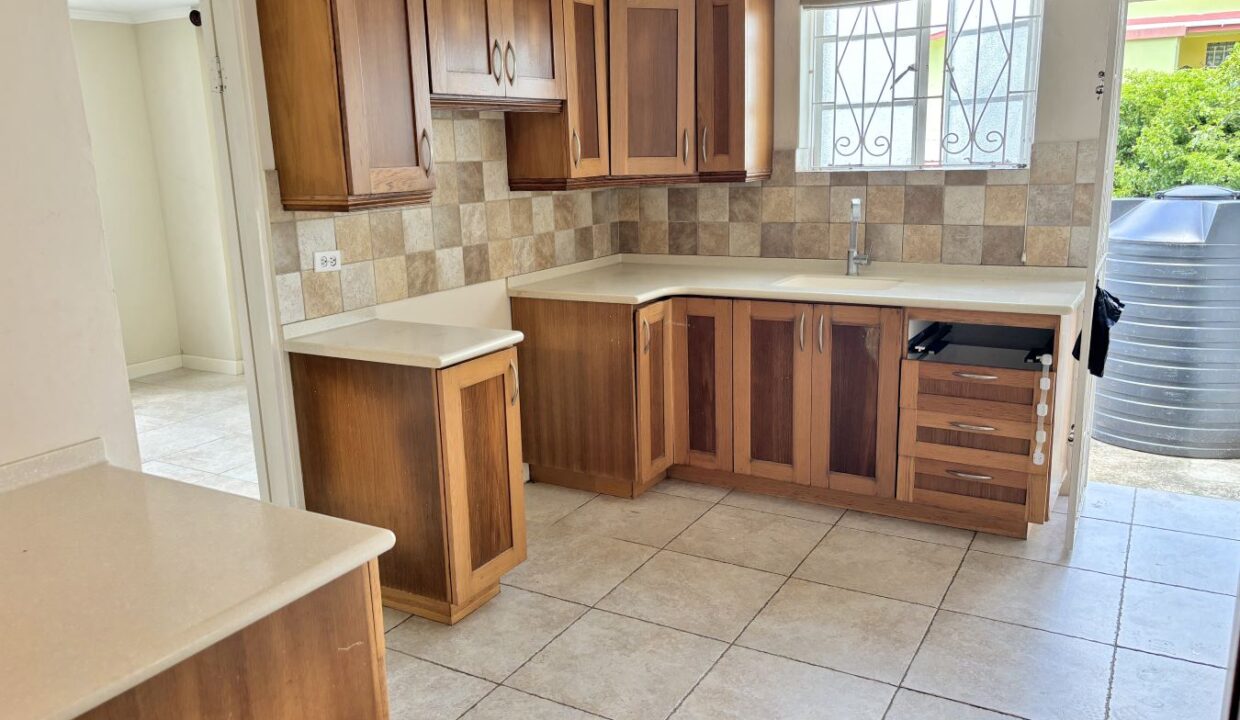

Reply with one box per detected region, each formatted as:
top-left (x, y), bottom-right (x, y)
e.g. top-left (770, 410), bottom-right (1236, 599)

top-left (431, 94), bottom-right (564, 113)
top-left (80, 562), bottom-right (389, 719)
top-left (382, 583), bottom-right (500, 625)
top-left (509, 173), bottom-right (701, 192)
top-left (668, 464), bottom-right (1030, 538)
top-left (529, 464), bottom-right (663, 499)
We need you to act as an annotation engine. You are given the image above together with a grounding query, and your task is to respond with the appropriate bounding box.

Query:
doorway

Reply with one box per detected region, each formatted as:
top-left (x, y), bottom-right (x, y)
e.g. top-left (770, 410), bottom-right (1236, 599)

top-left (69, 1), bottom-right (263, 498)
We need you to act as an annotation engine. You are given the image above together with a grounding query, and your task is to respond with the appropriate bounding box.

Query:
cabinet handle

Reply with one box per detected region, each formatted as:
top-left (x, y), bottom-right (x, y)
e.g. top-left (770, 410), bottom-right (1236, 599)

top-left (642, 318), bottom-right (651, 354)
top-left (420, 128), bottom-right (434, 176)
top-left (509, 360), bottom-right (520, 406)
top-left (952, 371), bottom-right (1000, 381)
top-left (799, 312), bottom-right (806, 352)
top-left (817, 314), bottom-right (825, 354)
top-left (700, 125), bottom-right (708, 165)
top-left (682, 129), bottom-right (690, 166)
top-left (946, 469), bottom-right (994, 482)
top-left (492, 40), bottom-right (502, 83)
top-left (950, 421), bottom-right (997, 433)
top-left (505, 41), bottom-right (516, 84)
top-left (572, 129), bottom-right (581, 167)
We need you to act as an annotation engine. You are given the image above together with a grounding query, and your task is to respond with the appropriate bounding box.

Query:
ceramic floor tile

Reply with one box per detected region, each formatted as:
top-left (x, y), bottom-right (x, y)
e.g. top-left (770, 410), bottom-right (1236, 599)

top-left (1054, 482), bottom-right (1136, 524)
top-left (161, 433), bottom-right (256, 475)
top-left (670, 646), bottom-right (894, 720)
top-left (737, 579), bottom-right (935, 683)
top-left (942, 551), bottom-right (1123, 643)
top-left (387, 586), bottom-right (586, 682)
top-left (1132, 489), bottom-right (1240, 540)
top-left (523, 482), bottom-right (597, 526)
top-left (884, 690), bottom-right (1021, 720)
top-left (556, 491), bottom-right (713, 547)
top-left (507, 610), bottom-right (726, 720)
top-left (222, 462), bottom-right (259, 482)
top-left (652, 478), bottom-right (731, 503)
top-left (1118, 579), bottom-right (1234, 666)
top-left (971, 514), bottom-right (1130, 576)
top-left (597, 550), bottom-right (784, 641)
top-left (794, 527), bottom-right (965, 606)
top-left (137, 367), bottom-right (246, 390)
top-left (141, 460), bottom-right (221, 485)
top-left (137, 421), bottom-right (230, 461)
top-left (1108, 648), bottom-right (1226, 720)
top-left (667, 504), bottom-right (830, 575)
top-left (501, 524), bottom-right (657, 605)
top-left (193, 403), bottom-right (255, 436)
top-left (133, 413), bottom-right (171, 434)
top-left (720, 489), bottom-right (845, 524)
top-left (385, 651), bottom-right (495, 720)
top-left (1127, 525), bottom-right (1240, 594)
top-left (904, 611), bottom-right (1112, 720)
top-left (382, 607), bottom-right (411, 632)
top-left (461, 687), bottom-right (598, 720)
top-left (836, 511), bottom-right (975, 548)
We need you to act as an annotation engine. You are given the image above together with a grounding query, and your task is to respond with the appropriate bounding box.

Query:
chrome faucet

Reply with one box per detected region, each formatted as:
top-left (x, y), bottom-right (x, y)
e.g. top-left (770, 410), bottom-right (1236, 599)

top-left (846, 198), bottom-right (869, 276)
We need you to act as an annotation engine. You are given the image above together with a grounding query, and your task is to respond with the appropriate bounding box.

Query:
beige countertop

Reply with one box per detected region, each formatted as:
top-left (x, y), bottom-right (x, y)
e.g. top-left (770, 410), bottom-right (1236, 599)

top-left (508, 255), bottom-right (1088, 316)
top-left (284, 319), bottom-right (523, 369)
top-left (0, 465), bottom-right (394, 720)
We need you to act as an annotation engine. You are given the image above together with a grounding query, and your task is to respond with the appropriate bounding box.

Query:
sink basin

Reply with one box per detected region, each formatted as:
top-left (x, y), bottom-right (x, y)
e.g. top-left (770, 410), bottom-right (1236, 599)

top-left (774, 274), bottom-right (902, 292)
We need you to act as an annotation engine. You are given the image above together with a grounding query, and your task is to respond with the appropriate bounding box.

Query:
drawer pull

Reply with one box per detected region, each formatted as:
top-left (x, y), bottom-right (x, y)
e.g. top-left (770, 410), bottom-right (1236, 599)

top-left (950, 421), bottom-right (997, 432)
top-left (799, 312), bottom-right (806, 352)
top-left (509, 360), bottom-right (520, 406)
top-left (642, 318), bottom-right (651, 354)
top-left (952, 371), bottom-right (1000, 381)
top-left (946, 469), bottom-right (994, 482)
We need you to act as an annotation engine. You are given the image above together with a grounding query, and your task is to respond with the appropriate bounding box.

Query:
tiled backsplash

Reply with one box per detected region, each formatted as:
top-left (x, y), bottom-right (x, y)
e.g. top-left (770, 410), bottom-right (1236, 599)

top-left (614, 141), bottom-right (1098, 269)
top-left (266, 113), bottom-right (1096, 326)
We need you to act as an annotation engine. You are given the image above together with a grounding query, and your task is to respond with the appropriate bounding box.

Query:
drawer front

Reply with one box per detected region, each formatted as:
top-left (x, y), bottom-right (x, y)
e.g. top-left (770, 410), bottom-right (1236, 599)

top-left (897, 455), bottom-right (1031, 521)
top-left (904, 360), bottom-right (1047, 409)
top-left (899, 409), bottom-right (1044, 474)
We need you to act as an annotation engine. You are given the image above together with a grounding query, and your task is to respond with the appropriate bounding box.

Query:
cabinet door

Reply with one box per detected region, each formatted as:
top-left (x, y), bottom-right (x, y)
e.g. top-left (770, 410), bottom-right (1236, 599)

top-left (425, 0), bottom-right (507, 98)
top-left (733, 300), bottom-right (812, 483)
top-left (610, 0), bottom-right (696, 176)
top-left (438, 348), bottom-right (527, 604)
top-left (809, 306), bottom-right (902, 496)
top-left (673, 298), bottom-right (733, 471)
top-left (696, 0), bottom-right (742, 173)
top-left (501, 0), bottom-right (567, 99)
top-left (334, 0), bottom-right (435, 196)
top-left (636, 300), bottom-right (676, 487)
top-left (565, 0), bottom-right (610, 178)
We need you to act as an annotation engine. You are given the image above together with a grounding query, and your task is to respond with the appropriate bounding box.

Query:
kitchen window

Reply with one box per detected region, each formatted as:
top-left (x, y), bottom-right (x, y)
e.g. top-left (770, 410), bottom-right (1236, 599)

top-left (798, 0), bottom-right (1043, 170)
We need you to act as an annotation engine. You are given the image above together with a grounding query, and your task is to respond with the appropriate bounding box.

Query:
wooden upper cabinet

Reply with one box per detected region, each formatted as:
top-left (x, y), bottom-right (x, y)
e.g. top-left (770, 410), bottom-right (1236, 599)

top-left (673, 298), bottom-right (733, 472)
top-left (610, 0), bottom-right (697, 176)
top-left (636, 301), bottom-right (676, 489)
top-left (696, 0), bottom-right (773, 182)
top-left (425, 0), bottom-right (566, 105)
top-left (256, 0), bottom-right (435, 211)
top-left (809, 306), bottom-right (902, 497)
top-left (733, 300), bottom-right (812, 484)
top-left (505, 0), bottom-right (609, 189)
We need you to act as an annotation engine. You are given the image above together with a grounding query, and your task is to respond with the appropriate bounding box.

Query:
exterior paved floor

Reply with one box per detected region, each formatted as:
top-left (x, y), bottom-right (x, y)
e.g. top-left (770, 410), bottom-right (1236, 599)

top-left (128, 368), bottom-right (259, 499)
top-left (382, 478), bottom-right (1239, 720)
top-left (1090, 439), bottom-right (1240, 501)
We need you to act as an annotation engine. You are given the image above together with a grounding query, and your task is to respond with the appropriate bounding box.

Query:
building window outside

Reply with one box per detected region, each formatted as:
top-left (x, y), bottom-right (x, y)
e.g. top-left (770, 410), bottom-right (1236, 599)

top-left (1205, 41), bottom-right (1235, 68)
top-left (799, 0), bottom-right (1043, 170)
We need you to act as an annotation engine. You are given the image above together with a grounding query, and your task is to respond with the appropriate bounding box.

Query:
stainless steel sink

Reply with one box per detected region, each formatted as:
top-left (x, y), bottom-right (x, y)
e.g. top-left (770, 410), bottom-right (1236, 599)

top-left (774, 275), bottom-right (903, 292)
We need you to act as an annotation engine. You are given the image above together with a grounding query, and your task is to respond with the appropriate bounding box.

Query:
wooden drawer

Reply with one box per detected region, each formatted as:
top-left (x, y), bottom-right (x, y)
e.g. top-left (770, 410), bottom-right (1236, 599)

top-left (897, 456), bottom-right (1031, 521)
top-left (899, 409), bottom-right (1043, 474)
top-left (903, 359), bottom-right (1047, 409)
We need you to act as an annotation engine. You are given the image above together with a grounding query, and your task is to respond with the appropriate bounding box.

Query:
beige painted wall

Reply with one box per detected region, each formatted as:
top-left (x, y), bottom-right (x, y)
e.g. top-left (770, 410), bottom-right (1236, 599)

top-left (71, 20), bottom-right (183, 368)
top-left (138, 19), bottom-right (242, 366)
top-left (0, 0), bottom-right (139, 468)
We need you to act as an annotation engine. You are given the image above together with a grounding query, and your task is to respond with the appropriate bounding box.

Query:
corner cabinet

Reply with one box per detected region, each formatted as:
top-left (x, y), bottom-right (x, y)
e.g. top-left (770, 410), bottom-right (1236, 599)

top-left (636, 301), bottom-right (676, 489)
top-left (256, 0), bottom-right (436, 211)
top-left (289, 347), bottom-right (525, 625)
top-left (610, 0), bottom-right (698, 177)
top-left (696, 0), bottom-right (774, 182)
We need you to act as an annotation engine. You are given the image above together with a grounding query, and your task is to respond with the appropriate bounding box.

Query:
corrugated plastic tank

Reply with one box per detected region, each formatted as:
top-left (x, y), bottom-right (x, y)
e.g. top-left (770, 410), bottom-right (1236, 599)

top-left (1093, 185), bottom-right (1240, 459)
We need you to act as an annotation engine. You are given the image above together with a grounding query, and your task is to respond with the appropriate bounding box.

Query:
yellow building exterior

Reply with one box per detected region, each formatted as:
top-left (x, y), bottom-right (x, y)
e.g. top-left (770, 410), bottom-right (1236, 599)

top-left (1124, 0), bottom-right (1240, 71)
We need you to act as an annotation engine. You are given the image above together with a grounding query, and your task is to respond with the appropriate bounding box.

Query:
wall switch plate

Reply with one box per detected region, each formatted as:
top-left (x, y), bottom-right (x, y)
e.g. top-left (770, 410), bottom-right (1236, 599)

top-left (313, 250), bottom-right (342, 272)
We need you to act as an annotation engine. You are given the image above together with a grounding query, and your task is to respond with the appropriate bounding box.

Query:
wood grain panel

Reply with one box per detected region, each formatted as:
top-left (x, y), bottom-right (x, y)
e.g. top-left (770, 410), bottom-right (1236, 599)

top-left (80, 563), bottom-right (389, 720)
top-left (696, 0), bottom-right (773, 180)
top-left (687, 314), bottom-right (718, 455)
top-left (504, 0), bottom-right (567, 99)
top-left (510, 298), bottom-right (638, 495)
top-left (637, 301), bottom-right (675, 487)
top-left (426, 0), bottom-right (505, 97)
top-left (749, 318), bottom-right (795, 466)
top-left (460, 375), bottom-right (515, 570)
top-left (290, 354), bottom-right (449, 602)
top-left (829, 323), bottom-right (881, 477)
top-left (672, 298), bottom-right (733, 471)
top-left (573, 1), bottom-right (602, 160)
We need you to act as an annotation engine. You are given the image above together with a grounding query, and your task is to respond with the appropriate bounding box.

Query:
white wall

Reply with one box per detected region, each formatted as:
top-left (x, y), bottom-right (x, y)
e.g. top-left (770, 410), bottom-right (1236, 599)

top-left (0, 0), bottom-right (139, 469)
top-left (72, 20), bottom-right (183, 368)
top-left (138, 18), bottom-right (242, 368)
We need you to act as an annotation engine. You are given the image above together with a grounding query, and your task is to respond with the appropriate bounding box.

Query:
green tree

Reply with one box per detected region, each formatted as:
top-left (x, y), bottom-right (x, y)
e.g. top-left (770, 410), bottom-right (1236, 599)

top-left (1114, 50), bottom-right (1240, 197)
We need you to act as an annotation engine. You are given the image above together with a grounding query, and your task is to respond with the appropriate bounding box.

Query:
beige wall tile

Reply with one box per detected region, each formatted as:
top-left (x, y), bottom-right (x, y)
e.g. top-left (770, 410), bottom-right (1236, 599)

top-left (905, 170), bottom-right (944, 186)
top-left (795, 186), bottom-right (830, 223)
top-left (275, 272), bottom-right (304, 323)
top-left (796, 171), bottom-right (831, 186)
top-left (640, 222), bottom-right (669, 253)
top-left (301, 270), bottom-right (342, 319)
top-left (431, 117), bottom-right (456, 162)
top-left (730, 186), bottom-right (761, 222)
top-left (533, 195), bottom-right (555, 233)
top-left (270, 222), bottom-right (299, 275)
top-left (941, 225), bottom-right (984, 265)
top-left (944, 170), bottom-right (988, 186)
top-left (373, 256), bottom-right (408, 303)
top-left (554, 229), bottom-right (577, 264)
top-left (867, 171), bottom-right (906, 186)
top-left (1025, 226), bottom-right (1070, 266)
top-left (510, 197), bottom-right (534, 236)
top-left (436, 247), bottom-right (464, 290)
top-left (453, 117), bottom-right (482, 161)
top-left (431, 163), bottom-right (459, 206)
top-left (866, 185), bottom-right (905, 224)
top-left (902, 225), bottom-right (942, 263)
top-left (986, 168), bottom-right (1030, 185)
top-left (457, 162), bottom-right (484, 203)
top-left (829, 223), bottom-right (865, 260)
top-left (406, 250), bottom-right (437, 296)
top-left (334, 215), bottom-right (372, 263)
top-left (432, 205), bottom-right (462, 249)
top-left (669, 187), bottom-right (698, 222)
top-left (592, 189), bottom-right (617, 225)
top-left (670, 222), bottom-right (698, 255)
top-left (903, 186), bottom-right (944, 225)
top-left (1027, 184), bottom-right (1074, 226)
top-left (512, 236), bottom-right (537, 275)
top-left (573, 191), bottom-right (594, 228)
top-left (984, 186), bottom-right (1028, 226)
top-left (296, 218), bottom-right (335, 271)
top-left (463, 244), bottom-right (490, 284)
top-left (618, 221), bottom-right (639, 253)
top-left (698, 186), bottom-right (730, 221)
top-left (369, 211), bottom-right (404, 258)
top-left (761, 223), bottom-right (794, 257)
top-left (866, 224), bottom-right (903, 261)
top-left (402, 206), bottom-right (434, 253)
top-left (1030, 141), bottom-right (1077, 185)
top-left (762, 187), bottom-right (796, 223)
top-left (943, 186), bottom-right (986, 226)
top-left (483, 161), bottom-right (509, 200)
top-left (1070, 226), bottom-right (1094, 267)
top-left (982, 226), bottom-right (1025, 265)
top-left (265, 170), bottom-right (295, 223)
top-left (769, 150), bottom-right (795, 186)
top-left (486, 200), bottom-right (512, 241)
top-left (460, 202), bottom-right (488, 245)
top-left (640, 187), bottom-right (669, 222)
top-left (829, 171), bottom-right (868, 186)
top-left (793, 223), bottom-right (830, 259)
top-left (830, 186), bottom-right (867, 222)
top-left (481, 118), bottom-right (506, 161)
top-left (699, 222), bottom-right (730, 255)
top-left (1075, 140), bottom-right (1099, 184)
top-left (617, 188), bottom-right (640, 221)
top-left (730, 222), bottom-right (761, 256)
top-left (1073, 184), bottom-right (1095, 226)
top-left (340, 261), bottom-right (376, 311)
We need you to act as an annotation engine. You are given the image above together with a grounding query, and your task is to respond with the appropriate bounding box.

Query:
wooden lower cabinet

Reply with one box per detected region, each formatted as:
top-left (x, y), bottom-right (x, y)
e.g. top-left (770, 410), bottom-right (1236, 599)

top-left (289, 347), bottom-right (525, 624)
top-left (672, 298), bottom-right (733, 471)
top-left (636, 300), bottom-right (676, 490)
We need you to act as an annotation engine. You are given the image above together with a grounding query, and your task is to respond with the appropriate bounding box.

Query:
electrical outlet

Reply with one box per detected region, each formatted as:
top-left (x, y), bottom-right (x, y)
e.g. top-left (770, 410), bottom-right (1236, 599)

top-left (313, 250), bottom-right (342, 272)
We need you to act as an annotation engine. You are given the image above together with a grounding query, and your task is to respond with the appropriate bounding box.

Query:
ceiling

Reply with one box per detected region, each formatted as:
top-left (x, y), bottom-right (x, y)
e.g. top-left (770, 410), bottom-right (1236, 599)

top-left (67, 0), bottom-right (195, 24)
